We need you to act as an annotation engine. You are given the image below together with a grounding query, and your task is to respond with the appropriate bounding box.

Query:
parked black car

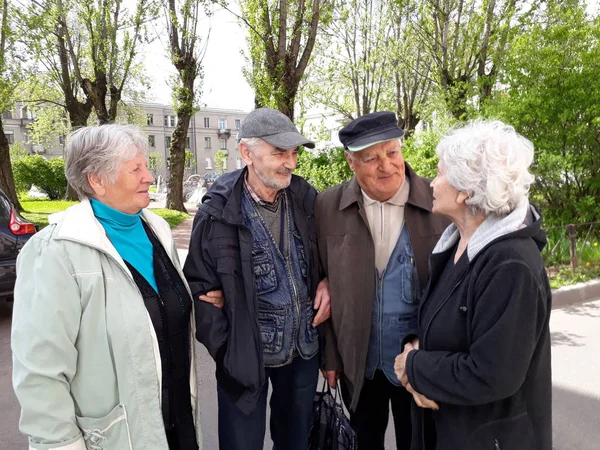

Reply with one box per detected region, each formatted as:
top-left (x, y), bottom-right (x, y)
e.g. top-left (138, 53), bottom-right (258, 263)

top-left (0, 190), bottom-right (36, 301)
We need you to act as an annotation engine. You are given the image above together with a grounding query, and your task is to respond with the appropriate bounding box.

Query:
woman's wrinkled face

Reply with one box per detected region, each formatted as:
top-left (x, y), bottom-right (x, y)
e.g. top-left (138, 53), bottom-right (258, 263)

top-left (95, 152), bottom-right (155, 214)
top-left (430, 162), bottom-right (464, 219)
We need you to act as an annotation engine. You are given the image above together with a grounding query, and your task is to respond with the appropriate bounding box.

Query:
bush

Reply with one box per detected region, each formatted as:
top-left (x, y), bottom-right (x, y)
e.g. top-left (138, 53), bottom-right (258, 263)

top-left (295, 147), bottom-right (353, 192)
top-left (13, 155), bottom-right (67, 200)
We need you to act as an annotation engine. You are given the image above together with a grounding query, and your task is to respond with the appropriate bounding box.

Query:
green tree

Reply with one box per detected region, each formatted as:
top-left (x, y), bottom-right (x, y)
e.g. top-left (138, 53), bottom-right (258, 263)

top-left (0, 0), bottom-right (23, 210)
top-left (416, 0), bottom-right (530, 119)
top-left (487, 0), bottom-right (600, 225)
top-left (236, 0), bottom-right (332, 120)
top-left (213, 149), bottom-right (228, 174)
top-left (164, 0), bottom-right (207, 212)
top-left (295, 147), bottom-right (353, 192)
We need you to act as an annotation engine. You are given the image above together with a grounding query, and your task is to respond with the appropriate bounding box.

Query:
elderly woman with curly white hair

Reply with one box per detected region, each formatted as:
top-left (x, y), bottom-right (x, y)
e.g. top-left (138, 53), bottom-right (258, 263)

top-left (11, 125), bottom-right (205, 450)
top-left (394, 120), bottom-right (552, 450)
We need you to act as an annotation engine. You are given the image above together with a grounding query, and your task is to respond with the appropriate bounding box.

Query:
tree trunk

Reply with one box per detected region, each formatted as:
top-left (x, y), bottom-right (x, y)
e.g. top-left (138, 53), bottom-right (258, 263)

top-left (0, 120), bottom-right (23, 212)
top-left (166, 114), bottom-right (190, 213)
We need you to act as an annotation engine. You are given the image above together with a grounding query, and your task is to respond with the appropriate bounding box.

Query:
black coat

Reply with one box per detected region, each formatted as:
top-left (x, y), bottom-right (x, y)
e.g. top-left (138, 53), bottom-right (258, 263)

top-left (406, 212), bottom-right (552, 450)
top-left (183, 169), bottom-right (320, 414)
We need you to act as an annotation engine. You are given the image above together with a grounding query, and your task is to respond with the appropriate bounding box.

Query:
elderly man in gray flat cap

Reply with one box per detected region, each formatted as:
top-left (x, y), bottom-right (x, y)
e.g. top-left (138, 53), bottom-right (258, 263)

top-left (184, 107), bottom-right (331, 450)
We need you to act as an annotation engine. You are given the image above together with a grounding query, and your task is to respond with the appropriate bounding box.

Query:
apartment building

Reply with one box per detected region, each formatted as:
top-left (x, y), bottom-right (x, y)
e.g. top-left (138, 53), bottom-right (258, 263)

top-left (2, 102), bottom-right (249, 180)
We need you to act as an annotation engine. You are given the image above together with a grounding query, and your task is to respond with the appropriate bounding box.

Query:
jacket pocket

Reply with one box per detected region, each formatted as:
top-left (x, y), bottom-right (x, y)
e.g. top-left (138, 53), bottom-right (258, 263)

top-left (258, 308), bottom-right (285, 353)
top-left (251, 241), bottom-right (278, 295)
top-left (293, 230), bottom-right (308, 279)
top-left (75, 404), bottom-right (133, 450)
top-left (467, 412), bottom-right (535, 450)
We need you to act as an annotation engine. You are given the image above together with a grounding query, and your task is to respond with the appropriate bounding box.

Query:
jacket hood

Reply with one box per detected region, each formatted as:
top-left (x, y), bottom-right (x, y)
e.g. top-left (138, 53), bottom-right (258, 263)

top-left (433, 201), bottom-right (547, 261)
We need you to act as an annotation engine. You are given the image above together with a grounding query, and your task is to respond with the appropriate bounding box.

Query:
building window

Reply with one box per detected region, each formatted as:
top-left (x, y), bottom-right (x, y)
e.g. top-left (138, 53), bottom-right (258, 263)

top-left (205, 137), bottom-right (211, 148)
top-left (164, 115), bottom-right (168, 126)
top-left (2, 111), bottom-right (12, 120)
top-left (218, 118), bottom-right (227, 129)
top-left (4, 131), bottom-right (13, 144)
top-left (236, 158), bottom-right (242, 169)
top-left (171, 115), bottom-right (177, 127)
top-left (148, 135), bottom-right (155, 147)
top-left (165, 136), bottom-right (172, 149)
top-left (204, 117), bottom-right (210, 128)
top-left (235, 119), bottom-right (241, 130)
top-left (220, 138), bottom-right (227, 149)
top-left (205, 157), bottom-right (212, 170)
top-left (186, 136), bottom-right (191, 148)
top-left (59, 135), bottom-right (65, 145)
top-left (147, 114), bottom-right (153, 125)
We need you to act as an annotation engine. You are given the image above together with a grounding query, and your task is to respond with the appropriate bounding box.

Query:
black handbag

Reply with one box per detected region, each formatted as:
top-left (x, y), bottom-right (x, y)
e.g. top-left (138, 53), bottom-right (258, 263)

top-left (308, 380), bottom-right (358, 450)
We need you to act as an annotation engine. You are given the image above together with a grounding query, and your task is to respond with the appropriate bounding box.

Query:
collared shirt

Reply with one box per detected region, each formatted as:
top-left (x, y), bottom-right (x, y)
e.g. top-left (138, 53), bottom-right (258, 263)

top-left (362, 179), bottom-right (410, 273)
top-left (244, 174), bottom-right (283, 209)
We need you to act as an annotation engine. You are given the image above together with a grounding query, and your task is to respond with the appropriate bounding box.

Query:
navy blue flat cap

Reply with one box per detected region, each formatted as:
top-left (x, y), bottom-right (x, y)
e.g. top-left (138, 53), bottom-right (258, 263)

top-left (339, 111), bottom-right (404, 151)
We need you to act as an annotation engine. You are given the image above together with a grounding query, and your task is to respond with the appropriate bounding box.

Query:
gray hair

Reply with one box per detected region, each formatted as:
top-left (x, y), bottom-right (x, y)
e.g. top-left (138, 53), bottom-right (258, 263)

top-left (65, 124), bottom-right (150, 199)
top-left (435, 120), bottom-right (535, 216)
top-left (239, 137), bottom-right (265, 154)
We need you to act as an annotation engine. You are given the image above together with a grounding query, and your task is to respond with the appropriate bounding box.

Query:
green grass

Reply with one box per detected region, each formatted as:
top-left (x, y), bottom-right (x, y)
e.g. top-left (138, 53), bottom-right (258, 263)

top-left (19, 199), bottom-right (190, 230)
top-left (150, 209), bottom-right (190, 228)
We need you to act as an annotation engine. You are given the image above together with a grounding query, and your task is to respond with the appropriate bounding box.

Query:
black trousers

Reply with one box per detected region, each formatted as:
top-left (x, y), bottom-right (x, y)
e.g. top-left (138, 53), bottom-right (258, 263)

top-left (342, 370), bottom-right (412, 450)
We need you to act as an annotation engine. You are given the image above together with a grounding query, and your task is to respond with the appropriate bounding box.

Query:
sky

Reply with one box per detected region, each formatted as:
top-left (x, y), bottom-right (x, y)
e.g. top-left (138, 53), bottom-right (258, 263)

top-left (139, 4), bottom-right (255, 111)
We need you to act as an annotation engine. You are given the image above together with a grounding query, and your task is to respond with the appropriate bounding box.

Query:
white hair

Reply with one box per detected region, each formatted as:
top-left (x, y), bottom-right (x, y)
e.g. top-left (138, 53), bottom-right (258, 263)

top-left (65, 124), bottom-right (149, 199)
top-left (435, 120), bottom-right (535, 216)
top-left (238, 137), bottom-right (265, 154)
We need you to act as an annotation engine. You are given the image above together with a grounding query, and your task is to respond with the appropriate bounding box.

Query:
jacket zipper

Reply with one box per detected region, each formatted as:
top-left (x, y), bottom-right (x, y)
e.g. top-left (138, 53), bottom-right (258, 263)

top-left (494, 438), bottom-right (501, 450)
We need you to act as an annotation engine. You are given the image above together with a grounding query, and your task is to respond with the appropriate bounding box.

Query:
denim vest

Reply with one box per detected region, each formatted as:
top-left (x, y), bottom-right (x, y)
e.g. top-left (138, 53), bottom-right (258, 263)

top-left (365, 226), bottom-right (419, 385)
top-left (241, 190), bottom-right (319, 367)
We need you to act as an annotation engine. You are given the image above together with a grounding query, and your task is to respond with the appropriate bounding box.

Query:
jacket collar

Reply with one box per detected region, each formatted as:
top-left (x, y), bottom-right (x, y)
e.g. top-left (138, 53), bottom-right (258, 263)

top-left (338, 163), bottom-right (433, 212)
top-left (49, 199), bottom-right (175, 269)
top-left (203, 167), bottom-right (307, 225)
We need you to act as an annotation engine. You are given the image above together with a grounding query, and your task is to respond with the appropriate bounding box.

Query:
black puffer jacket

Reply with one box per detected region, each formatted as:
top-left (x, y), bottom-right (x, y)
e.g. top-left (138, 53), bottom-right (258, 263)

top-left (183, 169), bottom-right (320, 414)
top-left (406, 206), bottom-right (552, 450)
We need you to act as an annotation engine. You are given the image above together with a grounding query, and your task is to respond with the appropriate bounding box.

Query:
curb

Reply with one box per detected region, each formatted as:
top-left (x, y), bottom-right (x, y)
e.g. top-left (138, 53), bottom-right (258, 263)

top-left (552, 279), bottom-right (600, 309)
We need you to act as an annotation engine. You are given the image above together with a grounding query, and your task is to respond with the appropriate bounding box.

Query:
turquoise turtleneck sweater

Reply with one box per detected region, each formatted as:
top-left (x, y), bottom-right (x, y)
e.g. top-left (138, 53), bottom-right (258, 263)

top-left (90, 198), bottom-right (158, 292)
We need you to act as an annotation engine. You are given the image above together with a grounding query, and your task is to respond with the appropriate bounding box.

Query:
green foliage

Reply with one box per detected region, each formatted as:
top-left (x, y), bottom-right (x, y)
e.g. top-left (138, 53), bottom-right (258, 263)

top-left (185, 150), bottom-right (196, 169)
top-left (12, 155), bottom-right (67, 200)
top-left (295, 147), bottom-right (353, 192)
top-left (485, 0), bottom-right (600, 226)
top-left (10, 142), bottom-right (29, 162)
top-left (148, 152), bottom-right (162, 176)
top-left (213, 149), bottom-right (228, 173)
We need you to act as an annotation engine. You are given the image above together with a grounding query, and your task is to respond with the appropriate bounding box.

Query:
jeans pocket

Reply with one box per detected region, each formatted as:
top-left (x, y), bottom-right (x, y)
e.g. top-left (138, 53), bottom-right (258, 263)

top-left (75, 404), bottom-right (133, 450)
top-left (258, 308), bottom-right (285, 354)
top-left (252, 241), bottom-right (278, 295)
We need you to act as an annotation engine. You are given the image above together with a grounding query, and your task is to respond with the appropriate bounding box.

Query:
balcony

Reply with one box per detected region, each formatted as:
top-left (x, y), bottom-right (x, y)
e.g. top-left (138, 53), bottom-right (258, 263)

top-left (217, 128), bottom-right (231, 137)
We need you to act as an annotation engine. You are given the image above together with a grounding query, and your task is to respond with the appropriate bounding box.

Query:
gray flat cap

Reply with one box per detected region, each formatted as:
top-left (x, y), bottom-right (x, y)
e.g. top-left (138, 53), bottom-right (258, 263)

top-left (238, 107), bottom-right (315, 149)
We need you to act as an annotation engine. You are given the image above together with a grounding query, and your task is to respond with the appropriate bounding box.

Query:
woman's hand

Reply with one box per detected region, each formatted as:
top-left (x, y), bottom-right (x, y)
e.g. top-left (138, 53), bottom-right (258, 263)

top-left (394, 340), bottom-right (417, 386)
top-left (405, 383), bottom-right (439, 410)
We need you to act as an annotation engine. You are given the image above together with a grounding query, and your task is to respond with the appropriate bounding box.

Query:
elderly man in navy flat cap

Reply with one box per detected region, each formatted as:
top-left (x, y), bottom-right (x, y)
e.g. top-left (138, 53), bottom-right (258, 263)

top-left (315, 112), bottom-right (449, 450)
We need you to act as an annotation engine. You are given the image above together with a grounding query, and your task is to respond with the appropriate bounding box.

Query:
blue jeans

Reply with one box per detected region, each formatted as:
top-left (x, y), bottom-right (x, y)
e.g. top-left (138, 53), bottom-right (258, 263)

top-left (217, 355), bottom-right (319, 450)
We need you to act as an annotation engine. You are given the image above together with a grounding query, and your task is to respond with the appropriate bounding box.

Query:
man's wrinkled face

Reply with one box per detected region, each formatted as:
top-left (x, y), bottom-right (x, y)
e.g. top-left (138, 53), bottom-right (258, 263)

top-left (346, 139), bottom-right (405, 202)
top-left (245, 141), bottom-right (299, 191)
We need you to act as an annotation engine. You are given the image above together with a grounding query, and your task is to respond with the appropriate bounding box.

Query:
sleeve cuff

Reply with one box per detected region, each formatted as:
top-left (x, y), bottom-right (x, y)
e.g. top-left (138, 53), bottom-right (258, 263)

top-left (29, 435), bottom-right (85, 450)
top-left (406, 349), bottom-right (420, 392)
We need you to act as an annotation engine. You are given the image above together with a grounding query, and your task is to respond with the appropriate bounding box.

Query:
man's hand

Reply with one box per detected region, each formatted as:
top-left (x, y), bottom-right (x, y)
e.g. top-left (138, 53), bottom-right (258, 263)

top-left (199, 290), bottom-right (225, 309)
top-left (312, 278), bottom-right (331, 327)
top-left (322, 369), bottom-right (340, 388)
top-left (405, 383), bottom-right (439, 410)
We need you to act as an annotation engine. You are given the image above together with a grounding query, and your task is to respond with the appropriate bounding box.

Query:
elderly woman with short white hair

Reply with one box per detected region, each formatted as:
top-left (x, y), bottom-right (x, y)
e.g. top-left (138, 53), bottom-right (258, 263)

top-left (394, 120), bottom-right (552, 450)
top-left (12, 125), bottom-right (203, 450)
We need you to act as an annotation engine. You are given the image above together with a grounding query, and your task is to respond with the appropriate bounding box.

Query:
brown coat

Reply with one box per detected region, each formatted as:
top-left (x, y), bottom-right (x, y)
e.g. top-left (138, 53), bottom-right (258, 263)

top-left (315, 164), bottom-right (449, 411)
